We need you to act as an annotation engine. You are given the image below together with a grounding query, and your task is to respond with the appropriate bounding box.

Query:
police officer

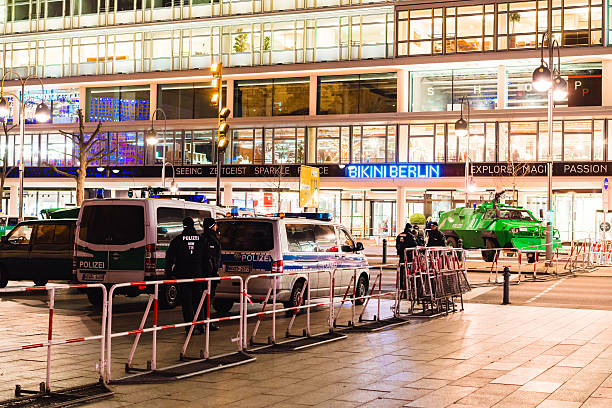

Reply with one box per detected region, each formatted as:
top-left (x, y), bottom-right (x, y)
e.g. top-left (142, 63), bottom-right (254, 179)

top-left (202, 217), bottom-right (221, 330)
top-left (413, 225), bottom-right (425, 247)
top-left (426, 221), bottom-right (447, 247)
top-left (165, 217), bottom-right (206, 335)
top-left (396, 223), bottom-right (417, 297)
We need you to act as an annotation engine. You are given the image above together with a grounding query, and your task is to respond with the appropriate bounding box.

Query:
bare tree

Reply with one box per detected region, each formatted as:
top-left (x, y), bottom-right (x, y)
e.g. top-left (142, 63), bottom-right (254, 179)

top-left (43, 109), bottom-right (115, 206)
top-left (0, 120), bottom-right (16, 213)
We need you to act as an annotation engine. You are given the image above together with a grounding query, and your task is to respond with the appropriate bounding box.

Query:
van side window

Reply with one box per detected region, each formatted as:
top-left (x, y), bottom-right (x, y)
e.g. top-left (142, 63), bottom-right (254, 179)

top-left (8, 225), bottom-right (33, 245)
top-left (54, 224), bottom-right (71, 244)
top-left (315, 225), bottom-right (337, 252)
top-left (34, 224), bottom-right (55, 244)
top-left (286, 224), bottom-right (317, 252)
top-left (157, 207), bottom-right (185, 243)
top-left (185, 209), bottom-right (211, 233)
top-left (339, 229), bottom-right (355, 252)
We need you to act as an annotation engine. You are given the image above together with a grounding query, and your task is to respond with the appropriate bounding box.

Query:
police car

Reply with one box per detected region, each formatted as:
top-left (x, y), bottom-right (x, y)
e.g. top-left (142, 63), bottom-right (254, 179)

top-left (213, 213), bottom-right (369, 313)
top-left (74, 198), bottom-right (224, 307)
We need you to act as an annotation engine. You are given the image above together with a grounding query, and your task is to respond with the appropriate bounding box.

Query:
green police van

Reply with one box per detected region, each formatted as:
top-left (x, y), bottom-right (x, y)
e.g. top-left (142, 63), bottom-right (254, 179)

top-left (74, 198), bottom-right (224, 307)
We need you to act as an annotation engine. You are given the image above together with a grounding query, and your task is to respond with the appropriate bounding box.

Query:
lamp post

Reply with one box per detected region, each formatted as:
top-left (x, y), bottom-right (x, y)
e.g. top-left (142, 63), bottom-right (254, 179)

top-left (145, 108), bottom-right (168, 188)
top-left (532, 33), bottom-right (568, 260)
top-left (211, 62), bottom-right (230, 206)
top-left (455, 96), bottom-right (470, 207)
top-left (0, 72), bottom-right (50, 221)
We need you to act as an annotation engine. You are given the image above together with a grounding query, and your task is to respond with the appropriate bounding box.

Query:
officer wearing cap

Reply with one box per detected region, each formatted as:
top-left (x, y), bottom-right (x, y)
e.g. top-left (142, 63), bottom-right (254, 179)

top-left (426, 221), bottom-right (447, 247)
top-left (202, 217), bottom-right (222, 329)
top-left (165, 217), bottom-right (207, 334)
top-left (396, 223), bottom-right (417, 297)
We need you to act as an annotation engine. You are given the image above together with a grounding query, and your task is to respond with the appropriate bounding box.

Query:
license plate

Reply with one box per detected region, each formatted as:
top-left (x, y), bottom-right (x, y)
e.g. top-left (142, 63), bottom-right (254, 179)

top-left (226, 264), bottom-right (251, 274)
top-left (82, 272), bottom-right (105, 282)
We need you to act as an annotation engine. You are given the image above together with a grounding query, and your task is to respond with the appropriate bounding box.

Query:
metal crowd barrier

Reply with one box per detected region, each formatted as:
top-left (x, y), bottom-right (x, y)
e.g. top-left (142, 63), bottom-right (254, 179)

top-left (243, 269), bottom-right (346, 352)
top-left (564, 238), bottom-right (595, 272)
top-left (403, 246), bottom-right (470, 318)
top-left (0, 284), bottom-right (111, 406)
top-left (106, 276), bottom-right (254, 384)
top-left (331, 264), bottom-right (403, 331)
top-left (517, 242), bottom-right (563, 281)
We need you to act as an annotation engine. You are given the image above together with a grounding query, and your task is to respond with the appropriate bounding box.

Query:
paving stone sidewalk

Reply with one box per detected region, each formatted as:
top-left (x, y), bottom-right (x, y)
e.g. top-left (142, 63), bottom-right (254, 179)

top-left (96, 303), bottom-right (612, 408)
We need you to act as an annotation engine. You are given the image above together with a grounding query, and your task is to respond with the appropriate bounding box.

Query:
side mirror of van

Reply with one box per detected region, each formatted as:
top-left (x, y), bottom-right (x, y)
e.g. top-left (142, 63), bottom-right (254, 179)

top-left (340, 245), bottom-right (353, 253)
top-left (355, 242), bottom-right (364, 252)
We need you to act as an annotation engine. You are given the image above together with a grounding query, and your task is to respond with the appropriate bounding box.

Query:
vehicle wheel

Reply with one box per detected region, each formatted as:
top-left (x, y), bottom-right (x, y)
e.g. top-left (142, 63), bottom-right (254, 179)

top-left (284, 280), bottom-right (305, 316)
top-left (446, 236), bottom-right (458, 248)
top-left (33, 278), bottom-right (48, 287)
top-left (354, 274), bottom-right (368, 306)
top-left (482, 239), bottom-right (498, 262)
top-left (159, 284), bottom-right (179, 309)
top-left (213, 298), bottom-right (234, 314)
top-left (0, 266), bottom-right (7, 288)
top-left (86, 289), bottom-right (104, 308)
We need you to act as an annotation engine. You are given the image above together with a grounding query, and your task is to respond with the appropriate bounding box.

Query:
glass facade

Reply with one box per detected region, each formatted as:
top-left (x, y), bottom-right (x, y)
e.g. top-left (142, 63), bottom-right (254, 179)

top-left (157, 82), bottom-right (226, 120)
top-left (0, 10), bottom-right (393, 78)
top-left (410, 63), bottom-right (601, 111)
top-left (317, 73), bottom-right (397, 115)
top-left (397, 0), bottom-right (604, 57)
top-left (86, 86), bottom-right (150, 122)
top-left (234, 78), bottom-right (309, 117)
top-left (5, 118), bottom-right (608, 167)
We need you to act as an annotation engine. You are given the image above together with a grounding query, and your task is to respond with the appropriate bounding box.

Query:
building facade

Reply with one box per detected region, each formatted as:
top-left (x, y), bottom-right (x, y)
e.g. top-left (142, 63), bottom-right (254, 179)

top-left (0, 0), bottom-right (611, 240)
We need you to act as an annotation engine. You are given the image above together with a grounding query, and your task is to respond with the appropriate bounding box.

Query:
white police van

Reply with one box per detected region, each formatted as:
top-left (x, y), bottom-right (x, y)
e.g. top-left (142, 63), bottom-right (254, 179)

top-left (213, 213), bottom-right (369, 313)
top-left (74, 198), bottom-right (224, 307)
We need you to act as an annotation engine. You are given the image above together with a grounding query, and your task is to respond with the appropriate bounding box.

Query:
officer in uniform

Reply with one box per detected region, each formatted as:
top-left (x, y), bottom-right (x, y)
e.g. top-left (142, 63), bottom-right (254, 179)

top-left (202, 217), bottom-right (221, 330)
top-left (165, 217), bottom-right (207, 334)
top-left (426, 221), bottom-right (447, 247)
top-left (396, 223), bottom-right (417, 297)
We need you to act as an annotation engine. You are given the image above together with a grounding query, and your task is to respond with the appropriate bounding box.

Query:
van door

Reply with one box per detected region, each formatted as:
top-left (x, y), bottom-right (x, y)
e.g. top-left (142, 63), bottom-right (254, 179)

top-left (337, 227), bottom-right (361, 294)
top-left (314, 224), bottom-right (340, 297)
top-left (77, 203), bottom-right (146, 283)
top-left (0, 224), bottom-right (34, 280)
top-left (285, 223), bottom-right (320, 295)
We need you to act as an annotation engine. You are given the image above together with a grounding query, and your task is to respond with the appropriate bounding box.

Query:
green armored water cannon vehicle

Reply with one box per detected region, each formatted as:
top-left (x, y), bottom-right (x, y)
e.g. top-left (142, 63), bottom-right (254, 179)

top-left (439, 198), bottom-right (560, 262)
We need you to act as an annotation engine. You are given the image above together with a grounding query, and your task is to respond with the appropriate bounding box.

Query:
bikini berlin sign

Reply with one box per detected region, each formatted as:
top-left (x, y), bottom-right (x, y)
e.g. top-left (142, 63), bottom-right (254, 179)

top-left (346, 164), bottom-right (441, 178)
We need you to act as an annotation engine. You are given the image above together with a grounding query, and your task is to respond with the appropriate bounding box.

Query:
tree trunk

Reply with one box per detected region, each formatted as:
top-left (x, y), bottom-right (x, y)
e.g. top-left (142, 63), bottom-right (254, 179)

top-left (76, 162), bottom-right (87, 206)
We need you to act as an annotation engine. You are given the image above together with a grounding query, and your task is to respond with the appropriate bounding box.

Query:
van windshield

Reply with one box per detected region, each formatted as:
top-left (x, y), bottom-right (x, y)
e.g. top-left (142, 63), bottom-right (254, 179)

top-left (218, 220), bottom-right (274, 251)
top-left (79, 205), bottom-right (145, 245)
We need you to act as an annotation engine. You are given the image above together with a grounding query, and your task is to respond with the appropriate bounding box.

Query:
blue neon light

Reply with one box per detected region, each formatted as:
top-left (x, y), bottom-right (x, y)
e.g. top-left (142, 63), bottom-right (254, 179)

top-left (346, 164), bottom-right (441, 179)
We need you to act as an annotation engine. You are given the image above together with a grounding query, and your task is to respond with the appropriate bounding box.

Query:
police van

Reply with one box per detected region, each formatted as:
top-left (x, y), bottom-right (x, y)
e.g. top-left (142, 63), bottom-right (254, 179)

top-left (213, 213), bottom-right (369, 313)
top-left (74, 198), bottom-right (224, 307)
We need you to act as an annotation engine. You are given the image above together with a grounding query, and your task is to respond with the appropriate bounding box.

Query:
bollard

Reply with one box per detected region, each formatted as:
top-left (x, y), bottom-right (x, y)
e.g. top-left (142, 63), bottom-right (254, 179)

top-left (382, 239), bottom-right (387, 264)
top-left (502, 266), bottom-right (510, 305)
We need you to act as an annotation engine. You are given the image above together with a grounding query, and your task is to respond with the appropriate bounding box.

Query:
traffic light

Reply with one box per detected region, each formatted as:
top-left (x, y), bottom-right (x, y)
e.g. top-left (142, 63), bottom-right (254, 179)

top-left (128, 189), bottom-right (133, 198)
top-left (217, 109), bottom-right (230, 153)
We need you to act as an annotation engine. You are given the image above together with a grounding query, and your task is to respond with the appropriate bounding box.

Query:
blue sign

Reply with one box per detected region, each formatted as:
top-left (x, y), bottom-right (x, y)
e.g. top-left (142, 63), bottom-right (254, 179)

top-left (346, 164), bottom-right (441, 179)
top-left (605, 177), bottom-right (609, 190)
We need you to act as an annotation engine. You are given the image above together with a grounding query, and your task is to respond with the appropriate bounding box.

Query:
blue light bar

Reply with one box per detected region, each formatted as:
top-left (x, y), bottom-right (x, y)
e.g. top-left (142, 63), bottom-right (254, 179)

top-left (274, 212), bottom-right (333, 221)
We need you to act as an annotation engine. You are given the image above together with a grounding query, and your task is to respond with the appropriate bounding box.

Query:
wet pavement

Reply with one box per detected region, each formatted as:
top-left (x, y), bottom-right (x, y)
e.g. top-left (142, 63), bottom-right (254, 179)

top-left (5, 271), bottom-right (612, 407)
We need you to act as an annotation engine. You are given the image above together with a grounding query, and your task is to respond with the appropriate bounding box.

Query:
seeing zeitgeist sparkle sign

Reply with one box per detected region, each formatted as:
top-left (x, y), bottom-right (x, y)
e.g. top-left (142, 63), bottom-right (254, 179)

top-left (346, 164), bottom-right (441, 178)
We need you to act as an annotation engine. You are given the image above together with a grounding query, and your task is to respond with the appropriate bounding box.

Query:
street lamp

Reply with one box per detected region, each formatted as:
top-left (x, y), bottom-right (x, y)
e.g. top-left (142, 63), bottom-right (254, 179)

top-left (146, 108), bottom-right (168, 188)
top-left (532, 32), bottom-right (567, 260)
top-left (455, 96), bottom-right (470, 207)
top-left (0, 72), bottom-right (50, 221)
top-left (211, 62), bottom-right (230, 206)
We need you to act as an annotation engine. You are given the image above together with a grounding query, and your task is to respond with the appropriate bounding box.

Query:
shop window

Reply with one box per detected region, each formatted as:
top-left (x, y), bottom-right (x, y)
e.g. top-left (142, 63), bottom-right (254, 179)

top-left (233, 78), bottom-right (308, 117)
top-left (408, 124), bottom-right (435, 162)
top-left (410, 69), bottom-right (497, 112)
top-left (316, 127), bottom-right (340, 163)
top-left (317, 73), bottom-right (396, 115)
top-left (24, 88), bottom-right (79, 124)
top-left (86, 86), bottom-right (150, 122)
top-left (231, 129), bottom-right (254, 164)
top-left (185, 131), bottom-right (214, 165)
top-left (158, 83), bottom-right (225, 120)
